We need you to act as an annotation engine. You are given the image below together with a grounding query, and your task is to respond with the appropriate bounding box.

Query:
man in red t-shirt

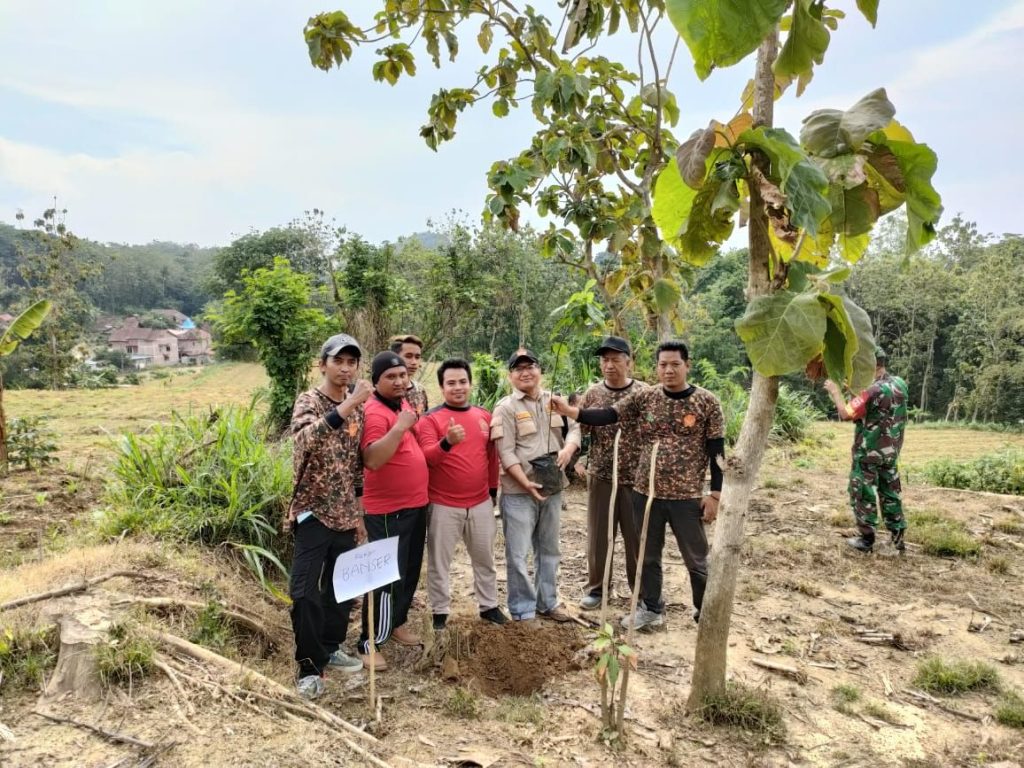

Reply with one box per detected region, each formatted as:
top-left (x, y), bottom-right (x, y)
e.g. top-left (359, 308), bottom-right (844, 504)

top-left (418, 358), bottom-right (506, 630)
top-left (356, 351), bottom-right (430, 670)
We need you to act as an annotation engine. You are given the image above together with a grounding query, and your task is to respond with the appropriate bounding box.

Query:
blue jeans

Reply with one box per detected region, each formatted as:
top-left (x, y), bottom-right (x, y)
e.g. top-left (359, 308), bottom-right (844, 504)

top-left (501, 491), bottom-right (562, 620)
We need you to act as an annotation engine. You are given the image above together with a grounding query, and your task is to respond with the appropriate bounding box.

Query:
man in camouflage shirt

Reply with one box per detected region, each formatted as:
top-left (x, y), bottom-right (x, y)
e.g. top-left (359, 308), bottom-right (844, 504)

top-left (287, 333), bottom-right (373, 699)
top-left (553, 341), bottom-right (725, 630)
top-left (824, 348), bottom-right (909, 553)
top-left (576, 336), bottom-right (648, 611)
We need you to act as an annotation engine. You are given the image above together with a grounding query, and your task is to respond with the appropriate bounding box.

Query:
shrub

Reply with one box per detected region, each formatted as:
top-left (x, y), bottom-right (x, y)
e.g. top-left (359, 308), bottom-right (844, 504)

top-left (6, 416), bottom-right (59, 470)
top-left (470, 352), bottom-right (509, 410)
top-left (190, 601), bottom-right (232, 651)
top-left (690, 360), bottom-right (820, 445)
top-left (97, 399), bottom-right (291, 595)
top-left (921, 448), bottom-right (1024, 495)
top-left (913, 657), bottom-right (999, 695)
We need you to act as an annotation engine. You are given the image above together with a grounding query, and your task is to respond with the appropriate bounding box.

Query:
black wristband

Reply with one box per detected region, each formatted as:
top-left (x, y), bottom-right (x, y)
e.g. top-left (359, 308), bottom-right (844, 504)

top-left (489, 488), bottom-right (497, 503)
top-left (324, 409), bottom-right (344, 430)
top-left (440, 437), bottom-right (452, 452)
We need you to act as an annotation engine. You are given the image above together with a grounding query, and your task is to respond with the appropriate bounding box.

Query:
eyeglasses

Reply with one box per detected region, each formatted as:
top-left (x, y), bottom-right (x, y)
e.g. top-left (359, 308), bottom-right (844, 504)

top-left (511, 363), bottom-right (538, 373)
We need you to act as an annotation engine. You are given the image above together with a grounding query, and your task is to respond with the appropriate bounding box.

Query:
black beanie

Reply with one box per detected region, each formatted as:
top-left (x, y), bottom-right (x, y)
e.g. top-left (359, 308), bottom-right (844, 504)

top-left (371, 351), bottom-right (406, 385)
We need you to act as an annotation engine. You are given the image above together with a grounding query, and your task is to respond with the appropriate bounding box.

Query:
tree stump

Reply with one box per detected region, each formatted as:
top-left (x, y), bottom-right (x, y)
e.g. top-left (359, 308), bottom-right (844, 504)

top-left (42, 605), bottom-right (112, 701)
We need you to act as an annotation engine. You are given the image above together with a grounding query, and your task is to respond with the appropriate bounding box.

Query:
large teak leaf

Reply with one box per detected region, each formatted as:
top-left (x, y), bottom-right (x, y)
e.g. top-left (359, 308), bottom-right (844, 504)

top-left (774, 0), bottom-right (831, 95)
top-left (801, 88), bottom-right (895, 159)
top-left (666, 0), bottom-right (791, 80)
top-left (734, 290), bottom-right (826, 376)
top-left (843, 295), bottom-right (877, 390)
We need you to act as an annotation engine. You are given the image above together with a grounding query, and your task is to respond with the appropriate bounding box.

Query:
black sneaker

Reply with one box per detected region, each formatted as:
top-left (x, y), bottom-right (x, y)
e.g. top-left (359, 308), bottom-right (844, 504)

top-left (891, 528), bottom-right (906, 553)
top-left (432, 613), bottom-right (448, 631)
top-left (846, 534), bottom-right (874, 553)
top-left (479, 607), bottom-right (509, 625)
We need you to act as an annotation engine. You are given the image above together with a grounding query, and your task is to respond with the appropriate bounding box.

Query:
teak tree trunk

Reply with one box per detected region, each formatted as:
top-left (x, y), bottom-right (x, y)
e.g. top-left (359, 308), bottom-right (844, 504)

top-left (687, 31), bottom-right (781, 708)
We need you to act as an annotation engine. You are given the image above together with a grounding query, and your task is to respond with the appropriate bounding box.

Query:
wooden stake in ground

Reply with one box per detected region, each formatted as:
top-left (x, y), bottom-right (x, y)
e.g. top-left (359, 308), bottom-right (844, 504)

top-left (366, 588), bottom-right (377, 710)
top-left (617, 441), bottom-right (659, 733)
top-left (599, 430), bottom-right (622, 626)
top-left (598, 431), bottom-right (621, 726)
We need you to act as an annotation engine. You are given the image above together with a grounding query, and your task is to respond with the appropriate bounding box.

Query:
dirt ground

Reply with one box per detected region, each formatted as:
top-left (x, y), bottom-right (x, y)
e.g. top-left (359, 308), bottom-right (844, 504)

top-left (2, 430), bottom-right (1024, 767)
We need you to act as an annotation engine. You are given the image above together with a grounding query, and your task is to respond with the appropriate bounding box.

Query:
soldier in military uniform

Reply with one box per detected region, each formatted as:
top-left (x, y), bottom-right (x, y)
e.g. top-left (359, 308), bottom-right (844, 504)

top-left (287, 333), bottom-right (373, 699)
top-left (390, 334), bottom-right (429, 415)
top-left (552, 341), bottom-right (725, 630)
top-left (824, 348), bottom-right (909, 553)
top-left (575, 336), bottom-right (648, 611)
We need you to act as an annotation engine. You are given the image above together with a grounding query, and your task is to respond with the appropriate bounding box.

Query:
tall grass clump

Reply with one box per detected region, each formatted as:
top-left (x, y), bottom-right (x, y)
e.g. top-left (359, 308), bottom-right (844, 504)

top-left (697, 682), bottom-right (786, 743)
top-left (906, 509), bottom-right (980, 558)
top-left (921, 448), bottom-right (1024, 495)
top-left (912, 656), bottom-right (999, 695)
top-left (97, 400), bottom-right (291, 594)
top-left (470, 352), bottom-right (510, 410)
top-left (691, 360), bottom-right (820, 446)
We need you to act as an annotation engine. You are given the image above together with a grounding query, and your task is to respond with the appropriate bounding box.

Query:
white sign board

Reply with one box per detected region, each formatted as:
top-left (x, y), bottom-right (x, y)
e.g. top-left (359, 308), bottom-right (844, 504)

top-left (332, 536), bottom-right (400, 604)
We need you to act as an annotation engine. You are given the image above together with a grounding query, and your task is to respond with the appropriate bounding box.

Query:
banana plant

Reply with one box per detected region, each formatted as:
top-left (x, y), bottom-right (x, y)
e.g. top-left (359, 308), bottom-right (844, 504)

top-left (0, 300), bottom-right (53, 474)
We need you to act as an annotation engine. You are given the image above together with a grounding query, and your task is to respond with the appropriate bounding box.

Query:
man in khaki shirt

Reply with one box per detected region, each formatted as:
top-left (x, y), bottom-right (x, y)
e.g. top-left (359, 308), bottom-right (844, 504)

top-left (491, 348), bottom-right (580, 621)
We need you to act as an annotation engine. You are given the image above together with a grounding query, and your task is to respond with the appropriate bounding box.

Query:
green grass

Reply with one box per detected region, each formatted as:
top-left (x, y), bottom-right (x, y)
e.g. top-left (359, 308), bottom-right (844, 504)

top-left (494, 694), bottom-right (545, 725)
top-left (95, 399), bottom-right (291, 596)
top-left (831, 683), bottom-right (860, 715)
top-left (912, 657), bottom-right (1000, 696)
top-left (907, 509), bottom-right (981, 558)
top-left (862, 700), bottom-right (902, 725)
top-left (995, 690), bottom-right (1024, 729)
top-left (4, 362), bottom-right (269, 469)
top-left (0, 625), bottom-right (58, 692)
top-left (444, 686), bottom-right (480, 719)
top-left (921, 448), bottom-right (1024, 495)
top-left (696, 683), bottom-right (786, 743)
top-left (95, 622), bottom-right (155, 687)
top-left (993, 517), bottom-right (1024, 535)
top-left (190, 601), bottom-right (233, 651)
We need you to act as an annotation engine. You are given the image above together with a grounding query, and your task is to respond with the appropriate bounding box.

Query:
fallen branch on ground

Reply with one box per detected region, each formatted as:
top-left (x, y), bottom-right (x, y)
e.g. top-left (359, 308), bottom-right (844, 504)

top-left (853, 628), bottom-right (911, 650)
top-left (899, 688), bottom-right (983, 722)
top-left (142, 628), bottom-right (377, 746)
top-left (0, 571), bottom-right (151, 612)
top-left (750, 656), bottom-right (809, 684)
top-left (111, 595), bottom-right (276, 640)
top-left (32, 710), bottom-right (156, 750)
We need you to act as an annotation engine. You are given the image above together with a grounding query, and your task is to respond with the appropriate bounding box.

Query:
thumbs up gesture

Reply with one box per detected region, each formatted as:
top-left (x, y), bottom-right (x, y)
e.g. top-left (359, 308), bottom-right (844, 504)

top-left (446, 416), bottom-right (466, 445)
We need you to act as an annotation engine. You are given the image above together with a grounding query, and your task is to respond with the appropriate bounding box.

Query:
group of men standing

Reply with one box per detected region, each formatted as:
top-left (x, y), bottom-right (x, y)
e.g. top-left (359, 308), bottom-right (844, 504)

top-left (284, 328), bottom-right (909, 700)
top-left (285, 331), bottom-right (728, 699)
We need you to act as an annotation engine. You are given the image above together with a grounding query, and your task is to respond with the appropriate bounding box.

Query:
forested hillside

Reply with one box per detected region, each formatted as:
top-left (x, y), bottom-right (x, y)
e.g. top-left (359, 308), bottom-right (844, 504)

top-left (1, 209), bottom-right (1021, 424)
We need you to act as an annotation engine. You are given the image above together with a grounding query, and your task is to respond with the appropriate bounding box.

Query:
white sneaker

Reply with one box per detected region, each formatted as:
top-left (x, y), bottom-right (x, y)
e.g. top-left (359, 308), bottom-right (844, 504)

top-left (327, 650), bottom-right (363, 674)
top-left (296, 674), bottom-right (325, 699)
top-left (620, 605), bottom-right (664, 630)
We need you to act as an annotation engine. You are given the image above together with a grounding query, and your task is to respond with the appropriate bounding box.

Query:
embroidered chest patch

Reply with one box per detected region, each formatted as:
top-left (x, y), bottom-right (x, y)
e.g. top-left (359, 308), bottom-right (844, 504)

top-left (682, 413), bottom-right (697, 428)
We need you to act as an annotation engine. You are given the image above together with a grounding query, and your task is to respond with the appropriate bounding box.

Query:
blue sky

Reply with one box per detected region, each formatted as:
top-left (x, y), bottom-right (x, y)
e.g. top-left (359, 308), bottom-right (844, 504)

top-left (0, 1), bottom-right (1021, 247)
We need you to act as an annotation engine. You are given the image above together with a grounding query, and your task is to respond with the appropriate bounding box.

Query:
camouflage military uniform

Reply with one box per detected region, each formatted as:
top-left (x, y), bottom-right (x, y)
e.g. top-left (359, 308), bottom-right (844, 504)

top-left (845, 373), bottom-right (909, 537)
top-left (612, 385), bottom-right (725, 499)
top-left (406, 380), bottom-right (429, 416)
top-left (287, 387), bottom-right (365, 678)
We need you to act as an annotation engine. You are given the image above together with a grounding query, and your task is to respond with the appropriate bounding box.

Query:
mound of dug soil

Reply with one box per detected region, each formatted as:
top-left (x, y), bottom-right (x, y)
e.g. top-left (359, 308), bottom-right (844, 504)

top-left (462, 621), bottom-right (584, 696)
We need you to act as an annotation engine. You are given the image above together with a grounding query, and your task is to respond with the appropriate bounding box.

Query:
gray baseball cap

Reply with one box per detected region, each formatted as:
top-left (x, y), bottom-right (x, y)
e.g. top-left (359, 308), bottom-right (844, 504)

top-left (320, 333), bottom-right (362, 360)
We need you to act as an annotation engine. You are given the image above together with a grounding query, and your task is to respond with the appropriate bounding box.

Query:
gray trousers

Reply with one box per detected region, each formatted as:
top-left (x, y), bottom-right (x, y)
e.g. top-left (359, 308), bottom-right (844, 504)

top-left (426, 500), bottom-right (499, 614)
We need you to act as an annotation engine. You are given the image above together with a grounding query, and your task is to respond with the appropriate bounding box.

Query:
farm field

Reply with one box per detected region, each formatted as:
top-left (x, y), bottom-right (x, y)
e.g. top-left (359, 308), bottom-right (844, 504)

top-left (1, 370), bottom-right (1023, 767)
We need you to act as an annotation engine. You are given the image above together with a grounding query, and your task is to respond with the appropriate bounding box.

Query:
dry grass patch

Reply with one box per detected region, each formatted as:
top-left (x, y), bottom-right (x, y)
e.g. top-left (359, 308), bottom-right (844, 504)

top-left (995, 690), bottom-right (1024, 729)
top-left (993, 516), bottom-right (1024, 535)
top-left (696, 683), bottom-right (786, 743)
top-left (907, 509), bottom-right (980, 558)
